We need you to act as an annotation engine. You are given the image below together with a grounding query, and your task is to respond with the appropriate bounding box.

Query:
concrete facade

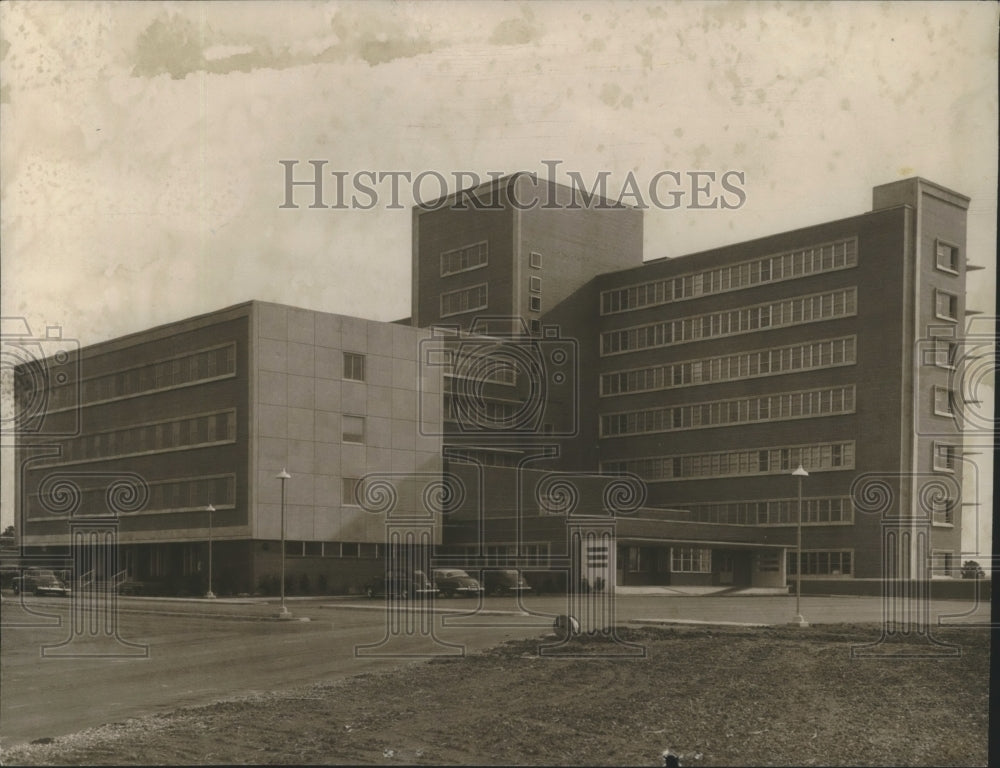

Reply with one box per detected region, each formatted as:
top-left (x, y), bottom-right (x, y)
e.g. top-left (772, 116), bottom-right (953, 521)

top-left (16, 301), bottom-right (444, 595)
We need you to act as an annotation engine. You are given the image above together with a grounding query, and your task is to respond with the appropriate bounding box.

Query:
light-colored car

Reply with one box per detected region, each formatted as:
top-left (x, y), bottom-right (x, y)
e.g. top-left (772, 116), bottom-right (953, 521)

top-left (432, 568), bottom-right (484, 598)
top-left (12, 569), bottom-right (72, 597)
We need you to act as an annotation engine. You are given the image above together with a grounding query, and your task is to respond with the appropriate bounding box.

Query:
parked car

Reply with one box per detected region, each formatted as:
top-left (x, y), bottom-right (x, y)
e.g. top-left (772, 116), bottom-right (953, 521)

top-left (483, 569), bottom-right (532, 596)
top-left (11, 569), bottom-right (72, 597)
top-left (364, 569), bottom-right (437, 599)
top-left (432, 568), bottom-right (484, 598)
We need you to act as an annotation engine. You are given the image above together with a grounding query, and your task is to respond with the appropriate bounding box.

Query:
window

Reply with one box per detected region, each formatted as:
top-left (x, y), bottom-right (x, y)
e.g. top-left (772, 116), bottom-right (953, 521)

top-left (440, 283), bottom-right (488, 317)
top-left (756, 552), bottom-right (780, 572)
top-left (787, 550), bottom-right (852, 576)
top-left (440, 241), bottom-right (488, 276)
top-left (627, 546), bottom-right (643, 572)
top-left (529, 295), bottom-right (541, 312)
top-left (304, 541), bottom-right (322, 557)
top-left (931, 497), bottom-right (954, 526)
top-left (323, 542), bottom-right (342, 558)
top-left (342, 415), bottom-right (365, 444)
top-left (935, 290), bottom-right (958, 321)
top-left (342, 477), bottom-right (362, 505)
top-left (529, 251), bottom-right (542, 268)
top-left (935, 241), bottom-right (959, 273)
top-left (529, 319), bottom-right (541, 334)
top-left (529, 275), bottom-right (541, 294)
top-left (933, 443), bottom-right (957, 472)
top-left (921, 339), bottom-right (958, 370)
top-left (671, 547), bottom-right (711, 573)
top-left (343, 352), bottom-right (365, 382)
top-left (931, 550), bottom-right (954, 577)
top-left (933, 386), bottom-right (954, 417)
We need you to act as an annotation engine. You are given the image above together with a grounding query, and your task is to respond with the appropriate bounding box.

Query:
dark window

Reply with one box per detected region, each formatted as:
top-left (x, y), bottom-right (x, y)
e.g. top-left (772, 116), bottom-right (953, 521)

top-left (343, 352), bottom-right (365, 382)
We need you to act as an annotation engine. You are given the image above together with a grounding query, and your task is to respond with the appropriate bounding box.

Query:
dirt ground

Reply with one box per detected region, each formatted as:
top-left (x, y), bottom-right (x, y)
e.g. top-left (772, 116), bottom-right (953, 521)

top-left (1, 623), bottom-right (989, 767)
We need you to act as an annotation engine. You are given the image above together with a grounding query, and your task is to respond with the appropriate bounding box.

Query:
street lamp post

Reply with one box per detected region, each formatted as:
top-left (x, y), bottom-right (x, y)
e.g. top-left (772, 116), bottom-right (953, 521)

top-left (276, 469), bottom-right (292, 619)
top-left (792, 464), bottom-right (809, 627)
top-left (205, 504), bottom-right (216, 599)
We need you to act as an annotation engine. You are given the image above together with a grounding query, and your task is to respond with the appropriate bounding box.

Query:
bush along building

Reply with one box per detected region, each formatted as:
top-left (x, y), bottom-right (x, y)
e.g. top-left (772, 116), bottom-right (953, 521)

top-left (15, 175), bottom-right (978, 595)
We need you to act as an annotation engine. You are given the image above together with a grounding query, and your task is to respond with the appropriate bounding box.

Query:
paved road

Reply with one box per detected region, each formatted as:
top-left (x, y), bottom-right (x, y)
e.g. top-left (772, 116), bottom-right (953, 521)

top-left (0, 591), bottom-right (989, 747)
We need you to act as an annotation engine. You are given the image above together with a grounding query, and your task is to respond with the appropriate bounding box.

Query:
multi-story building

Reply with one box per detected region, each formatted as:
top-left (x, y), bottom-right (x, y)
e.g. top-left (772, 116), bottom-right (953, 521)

top-left (410, 175), bottom-right (974, 586)
top-left (14, 175), bottom-right (976, 593)
top-left (15, 301), bottom-right (444, 595)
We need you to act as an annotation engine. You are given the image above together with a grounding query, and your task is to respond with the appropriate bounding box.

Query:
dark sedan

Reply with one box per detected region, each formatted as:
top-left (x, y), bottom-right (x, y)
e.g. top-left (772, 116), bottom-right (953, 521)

top-left (483, 569), bottom-right (532, 596)
top-left (432, 568), bottom-right (484, 598)
top-left (364, 569), bottom-right (437, 599)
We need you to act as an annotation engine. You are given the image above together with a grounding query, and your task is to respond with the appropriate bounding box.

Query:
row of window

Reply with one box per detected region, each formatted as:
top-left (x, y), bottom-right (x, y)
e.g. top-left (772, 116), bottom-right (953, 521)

top-left (40, 410), bottom-right (237, 467)
top-left (601, 336), bottom-right (856, 396)
top-left (601, 288), bottom-right (857, 355)
top-left (684, 497), bottom-right (854, 526)
top-left (444, 394), bottom-right (523, 425)
top-left (602, 441), bottom-right (855, 482)
top-left (443, 361), bottom-right (517, 386)
top-left (28, 474), bottom-right (237, 518)
top-left (788, 550), bottom-right (852, 576)
top-left (440, 283), bottom-right (488, 317)
top-left (600, 385), bottom-right (855, 437)
top-left (601, 238), bottom-right (857, 314)
top-left (441, 543), bottom-right (552, 567)
top-left (445, 448), bottom-right (525, 468)
top-left (48, 344), bottom-right (237, 412)
top-left (284, 541), bottom-right (380, 558)
top-left (440, 241), bottom-right (488, 276)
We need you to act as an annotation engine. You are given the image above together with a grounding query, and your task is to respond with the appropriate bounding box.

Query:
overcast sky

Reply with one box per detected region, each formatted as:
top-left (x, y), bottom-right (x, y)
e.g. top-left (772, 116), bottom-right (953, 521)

top-left (1, 1), bottom-right (996, 552)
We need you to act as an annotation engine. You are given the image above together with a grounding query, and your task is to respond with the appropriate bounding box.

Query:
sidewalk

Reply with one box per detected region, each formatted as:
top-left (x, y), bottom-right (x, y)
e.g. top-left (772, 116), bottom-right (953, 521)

top-left (5, 589), bottom-right (991, 628)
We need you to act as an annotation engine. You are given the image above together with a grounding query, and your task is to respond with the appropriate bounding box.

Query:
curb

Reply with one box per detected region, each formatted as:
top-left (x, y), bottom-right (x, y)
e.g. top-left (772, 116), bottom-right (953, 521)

top-left (629, 618), bottom-right (771, 628)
